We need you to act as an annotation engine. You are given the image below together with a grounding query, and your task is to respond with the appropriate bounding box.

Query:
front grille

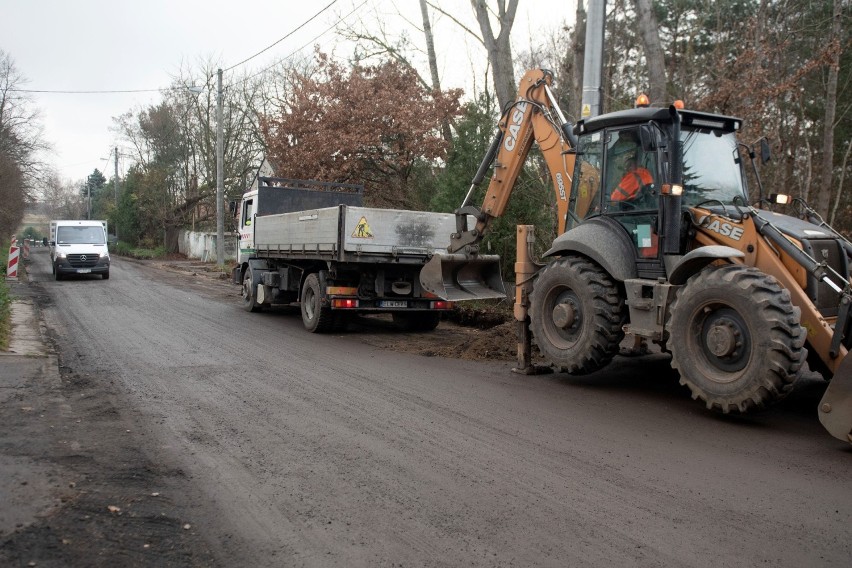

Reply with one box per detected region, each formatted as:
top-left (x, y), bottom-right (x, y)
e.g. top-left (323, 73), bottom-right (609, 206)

top-left (67, 254), bottom-right (100, 268)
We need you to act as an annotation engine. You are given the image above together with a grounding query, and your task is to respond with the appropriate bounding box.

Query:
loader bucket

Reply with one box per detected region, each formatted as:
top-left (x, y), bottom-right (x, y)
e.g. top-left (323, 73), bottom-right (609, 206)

top-left (420, 253), bottom-right (506, 302)
top-left (818, 354), bottom-right (852, 443)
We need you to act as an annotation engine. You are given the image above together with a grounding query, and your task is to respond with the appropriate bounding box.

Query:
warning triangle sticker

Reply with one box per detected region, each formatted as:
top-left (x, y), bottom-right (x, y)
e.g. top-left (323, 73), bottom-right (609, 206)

top-left (352, 216), bottom-right (374, 238)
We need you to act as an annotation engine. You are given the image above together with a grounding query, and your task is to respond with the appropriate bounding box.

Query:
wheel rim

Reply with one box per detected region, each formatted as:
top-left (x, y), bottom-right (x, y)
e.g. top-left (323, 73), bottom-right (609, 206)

top-left (241, 276), bottom-right (252, 304)
top-left (689, 304), bottom-right (752, 379)
top-left (304, 287), bottom-right (317, 321)
top-left (541, 286), bottom-right (584, 349)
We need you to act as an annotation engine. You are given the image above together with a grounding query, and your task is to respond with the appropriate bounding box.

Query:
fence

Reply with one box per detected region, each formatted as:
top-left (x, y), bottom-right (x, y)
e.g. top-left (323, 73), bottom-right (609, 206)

top-left (177, 230), bottom-right (237, 263)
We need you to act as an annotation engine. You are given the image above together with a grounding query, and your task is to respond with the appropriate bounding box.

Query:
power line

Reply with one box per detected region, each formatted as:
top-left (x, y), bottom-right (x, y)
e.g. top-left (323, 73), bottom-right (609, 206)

top-left (7, 1), bottom-right (347, 95)
top-left (235, 0), bottom-right (369, 85)
top-left (223, 0), bottom-right (339, 72)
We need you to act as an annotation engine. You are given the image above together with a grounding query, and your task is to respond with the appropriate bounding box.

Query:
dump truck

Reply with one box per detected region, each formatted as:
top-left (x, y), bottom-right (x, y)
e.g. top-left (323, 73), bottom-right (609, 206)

top-left (420, 69), bottom-right (852, 443)
top-left (232, 176), bottom-right (457, 332)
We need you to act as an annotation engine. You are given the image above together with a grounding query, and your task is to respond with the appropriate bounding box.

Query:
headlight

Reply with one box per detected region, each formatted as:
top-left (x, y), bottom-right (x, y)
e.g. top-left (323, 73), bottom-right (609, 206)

top-left (100, 251), bottom-right (110, 259)
top-left (56, 252), bottom-right (67, 259)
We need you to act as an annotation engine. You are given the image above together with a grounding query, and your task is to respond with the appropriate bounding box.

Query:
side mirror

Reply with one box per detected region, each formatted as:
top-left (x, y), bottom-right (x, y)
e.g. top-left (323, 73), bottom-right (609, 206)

top-left (228, 200), bottom-right (238, 215)
top-left (760, 138), bottom-right (771, 164)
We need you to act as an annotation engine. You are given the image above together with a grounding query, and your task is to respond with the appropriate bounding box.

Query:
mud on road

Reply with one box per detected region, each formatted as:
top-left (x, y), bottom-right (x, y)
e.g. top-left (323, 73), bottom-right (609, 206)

top-left (3, 255), bottom-right (848, 568)
top-left (0, 279), bottom-right (218, 567)
top-left (0, 258), bottom-right (530, 567)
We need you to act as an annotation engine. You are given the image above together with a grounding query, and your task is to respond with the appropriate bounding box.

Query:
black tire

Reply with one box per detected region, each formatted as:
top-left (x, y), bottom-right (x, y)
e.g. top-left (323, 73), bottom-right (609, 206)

top-left (529, 256), bottom-right (626, 374)
top-left (667, 264), bottom-right (806, 413)
top-left (54, 268), bottom-right (63, 281)
top-left (392, 311), bottom-right (441, 332)
top-left (102, 270), bottom-right (110, 280)
top-left (301, 273), bottom-right (334, 333)
top-left (240, 266), bottom-right (262, 313)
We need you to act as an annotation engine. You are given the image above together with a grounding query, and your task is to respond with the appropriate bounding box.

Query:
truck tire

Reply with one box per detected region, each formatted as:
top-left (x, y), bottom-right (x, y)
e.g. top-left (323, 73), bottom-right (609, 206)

top-left (392, 312), bottom-right (441, 332)
top-left (241, 266), bottom-right (262, 313)
top-left (102, 270), bottom-right (110, 280)
top-left (667, 264), bottom-right (806, 413)
top-left (529, 256), bottom-right (626, 374)
top-left (301, 273), bottom-right (334, 332)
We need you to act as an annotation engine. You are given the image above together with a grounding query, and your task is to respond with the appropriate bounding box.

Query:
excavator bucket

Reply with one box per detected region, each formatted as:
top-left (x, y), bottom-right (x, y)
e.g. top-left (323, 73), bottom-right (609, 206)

top-left (818, 354), bottom-right (852, 443)
top-left (420, 253), bottom-right (506, 302)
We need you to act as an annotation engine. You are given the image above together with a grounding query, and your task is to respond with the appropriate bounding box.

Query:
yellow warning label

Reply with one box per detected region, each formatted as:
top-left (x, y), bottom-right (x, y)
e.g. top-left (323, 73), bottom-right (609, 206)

top-left (352, 216), bottom-right (374, 238)
top-left (581, 103), bottom-right (592, 118)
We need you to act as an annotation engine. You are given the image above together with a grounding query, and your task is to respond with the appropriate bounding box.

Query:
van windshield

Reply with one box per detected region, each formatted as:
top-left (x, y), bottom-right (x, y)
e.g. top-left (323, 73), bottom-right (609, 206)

top-left (57, 226), bottom-right (105, 245)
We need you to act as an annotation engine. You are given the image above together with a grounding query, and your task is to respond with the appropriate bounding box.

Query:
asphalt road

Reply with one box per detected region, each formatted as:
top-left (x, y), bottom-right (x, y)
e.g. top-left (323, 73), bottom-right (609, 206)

top-left (8, 249), bottom-right (852, 566)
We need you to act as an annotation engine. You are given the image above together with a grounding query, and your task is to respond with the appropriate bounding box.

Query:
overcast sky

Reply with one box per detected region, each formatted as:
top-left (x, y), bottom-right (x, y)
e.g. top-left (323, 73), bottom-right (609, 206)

top-left (1, 0), bottom-right (573, 185)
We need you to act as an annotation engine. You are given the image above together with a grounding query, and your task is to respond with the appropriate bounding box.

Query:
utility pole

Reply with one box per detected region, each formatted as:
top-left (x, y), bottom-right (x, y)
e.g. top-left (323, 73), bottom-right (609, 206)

top-left (114, 147), bottom-right (120, 241)
top-left (215, 68), bottom-right (225, 266)
top-left (581, 0), bottom-right (606, 119)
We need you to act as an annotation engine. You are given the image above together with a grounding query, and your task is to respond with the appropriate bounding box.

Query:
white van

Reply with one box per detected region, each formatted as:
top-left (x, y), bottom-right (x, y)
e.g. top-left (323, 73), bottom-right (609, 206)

top-left (49, 220), bottom-right (110, 280)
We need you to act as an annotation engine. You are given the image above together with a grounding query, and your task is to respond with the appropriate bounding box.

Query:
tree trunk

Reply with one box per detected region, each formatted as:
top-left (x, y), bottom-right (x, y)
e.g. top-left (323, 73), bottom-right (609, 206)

top-left (419, 0), bottom-right (452, 143)
top-left (471, 0), bottom-right (519, 110)
top-left (829, 139), bottom-right (851, 226)
top-left (816, 0), bottom-right (842, 216)
top-left (633, 0), bottom-right (667, 103)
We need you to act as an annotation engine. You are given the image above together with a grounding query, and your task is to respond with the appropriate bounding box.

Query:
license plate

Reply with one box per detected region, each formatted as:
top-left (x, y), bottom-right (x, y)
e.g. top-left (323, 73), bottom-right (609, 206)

top-left (380, 300), bottom-right (407, 308)
top-left (77, 268), bottom-right (91, 274)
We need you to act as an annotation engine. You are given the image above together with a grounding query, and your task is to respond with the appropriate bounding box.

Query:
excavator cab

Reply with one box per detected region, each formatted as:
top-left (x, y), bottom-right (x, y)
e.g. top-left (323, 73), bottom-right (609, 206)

top-left (569, 125), bottom-right (662, 259)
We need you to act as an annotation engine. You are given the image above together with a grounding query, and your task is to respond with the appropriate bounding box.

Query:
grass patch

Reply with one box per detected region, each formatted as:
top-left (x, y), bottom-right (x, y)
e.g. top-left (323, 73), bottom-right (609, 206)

top-left (111, 241), bottom-right (167, 259)
top-left (0, 239), bottom-right (11, 350)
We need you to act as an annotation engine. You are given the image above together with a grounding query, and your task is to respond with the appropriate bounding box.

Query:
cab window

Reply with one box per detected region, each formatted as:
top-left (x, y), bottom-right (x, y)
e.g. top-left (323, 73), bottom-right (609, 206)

top-left (242, 199), bottom-right (254, 227)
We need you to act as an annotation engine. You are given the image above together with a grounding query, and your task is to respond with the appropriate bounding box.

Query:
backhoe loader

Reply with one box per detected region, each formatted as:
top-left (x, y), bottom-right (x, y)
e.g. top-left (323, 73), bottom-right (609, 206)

top-left (420, 69), bottom-right (852, 444)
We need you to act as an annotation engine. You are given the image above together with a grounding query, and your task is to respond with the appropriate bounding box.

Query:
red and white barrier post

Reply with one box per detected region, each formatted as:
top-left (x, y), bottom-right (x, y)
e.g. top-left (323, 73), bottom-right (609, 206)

top-left (6, 235), bottom-right (19, 281)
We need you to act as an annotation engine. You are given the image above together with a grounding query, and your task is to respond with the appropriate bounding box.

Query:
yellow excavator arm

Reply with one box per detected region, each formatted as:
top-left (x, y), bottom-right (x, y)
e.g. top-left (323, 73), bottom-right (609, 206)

top-left (448, 69), bottom-right (577, 253)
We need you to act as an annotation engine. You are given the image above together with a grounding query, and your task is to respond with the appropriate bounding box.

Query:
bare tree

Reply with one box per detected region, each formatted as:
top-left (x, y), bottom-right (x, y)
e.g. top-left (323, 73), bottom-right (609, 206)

top-left (0, 50), bottom-right (49, 201)
top-left (470, 0), bottom-right (519, 109)
top-left (816, 0), bottom-right (843, 217)
top-left (633, 0), bottom-right (667, 103)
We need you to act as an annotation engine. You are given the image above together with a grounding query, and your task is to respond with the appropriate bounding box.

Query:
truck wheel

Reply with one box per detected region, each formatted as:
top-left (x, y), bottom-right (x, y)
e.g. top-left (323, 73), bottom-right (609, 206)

top-left (667, 265), bottom-right (806, 413)
top-left (529, 256), bottom-right (626, 374)
top-left (241, 267), bottom-right (262, 313)
top-left (393, 312), bottom-right (441, 332)
top-left (301, 273), bottom-right (334, 332)
top-left (102, 270), bottom-right (110, 280)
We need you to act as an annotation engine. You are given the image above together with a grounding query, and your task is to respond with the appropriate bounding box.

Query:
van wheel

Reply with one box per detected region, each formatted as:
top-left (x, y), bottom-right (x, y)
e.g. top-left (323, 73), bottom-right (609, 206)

top-left (102, 271), bottom-right (110, 280)
top-left (301, 273), bottom-right (334, 332)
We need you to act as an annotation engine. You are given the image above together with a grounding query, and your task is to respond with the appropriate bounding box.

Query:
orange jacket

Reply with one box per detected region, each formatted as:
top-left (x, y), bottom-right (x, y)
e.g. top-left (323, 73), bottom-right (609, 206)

top-left (611, 167), bottom-right (653, 201)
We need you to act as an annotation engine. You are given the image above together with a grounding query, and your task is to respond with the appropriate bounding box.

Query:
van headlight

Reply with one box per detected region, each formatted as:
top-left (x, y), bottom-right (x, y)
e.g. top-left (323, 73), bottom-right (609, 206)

top-left (56, 252), bottom-right (67, 259)
top-left (100, 251), bottom-right (110, 259)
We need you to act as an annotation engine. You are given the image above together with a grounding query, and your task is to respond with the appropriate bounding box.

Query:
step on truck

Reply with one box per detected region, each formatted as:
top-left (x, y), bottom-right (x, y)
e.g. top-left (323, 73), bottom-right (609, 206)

top-left (232, 177), bottom-right (462, 332)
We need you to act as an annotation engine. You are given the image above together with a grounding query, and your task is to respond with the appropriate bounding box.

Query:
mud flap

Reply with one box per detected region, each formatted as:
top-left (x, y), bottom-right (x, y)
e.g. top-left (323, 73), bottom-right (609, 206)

top-left (420, 253), bottom-right (506, 302)
top-left (818, 354), bottom-right (852, 443)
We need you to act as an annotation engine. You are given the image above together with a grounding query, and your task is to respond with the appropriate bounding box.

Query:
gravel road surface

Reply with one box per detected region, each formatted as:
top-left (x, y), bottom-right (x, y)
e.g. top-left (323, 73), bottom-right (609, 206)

top-left (2, 248), bottom-right (850, 567)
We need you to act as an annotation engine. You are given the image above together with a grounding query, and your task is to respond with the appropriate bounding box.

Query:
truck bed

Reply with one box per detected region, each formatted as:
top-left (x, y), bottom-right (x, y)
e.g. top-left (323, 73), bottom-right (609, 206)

top-left (254, 205), bottom-right (458, 262)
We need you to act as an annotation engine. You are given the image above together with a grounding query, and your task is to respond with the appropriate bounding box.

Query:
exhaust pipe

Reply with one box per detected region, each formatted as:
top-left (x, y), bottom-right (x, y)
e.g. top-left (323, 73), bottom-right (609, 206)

top-left (420, 253), bottom-right (506, 302)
